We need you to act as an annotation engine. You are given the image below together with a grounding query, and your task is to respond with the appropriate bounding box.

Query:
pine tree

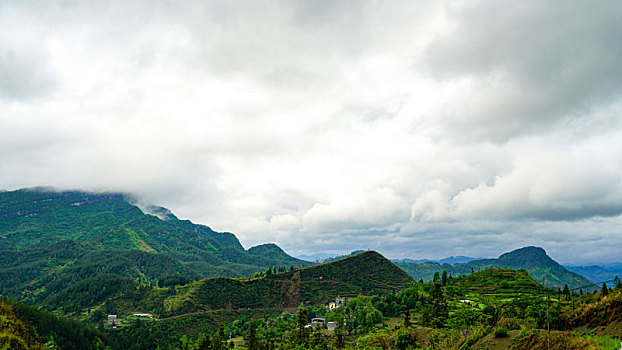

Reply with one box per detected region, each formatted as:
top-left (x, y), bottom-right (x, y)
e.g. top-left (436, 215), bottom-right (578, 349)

top-left (601, 282), bottom-right (609, 296)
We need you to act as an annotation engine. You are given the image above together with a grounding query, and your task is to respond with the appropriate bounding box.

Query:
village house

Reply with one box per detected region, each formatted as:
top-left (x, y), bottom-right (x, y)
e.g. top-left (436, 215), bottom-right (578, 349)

top-left (107, 315), bottom-right (121, 326)
top-left (327, 296), bottom-right (347, 310)
top-left (305, 317), bottom-right (325, 330)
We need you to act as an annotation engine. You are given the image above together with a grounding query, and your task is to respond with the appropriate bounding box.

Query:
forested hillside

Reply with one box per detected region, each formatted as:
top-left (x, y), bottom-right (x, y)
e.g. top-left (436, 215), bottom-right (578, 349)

top-left (0, 299), bottom-right (110, 350)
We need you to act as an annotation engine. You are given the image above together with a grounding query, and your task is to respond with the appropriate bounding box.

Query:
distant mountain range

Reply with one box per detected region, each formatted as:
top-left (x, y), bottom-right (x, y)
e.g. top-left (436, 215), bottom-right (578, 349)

top-left (394, 256), bottom-right (483, 265)
top-left (563, 264), bottom-right (622, 286)
top-left (395, 246), bottom-right (596, 291)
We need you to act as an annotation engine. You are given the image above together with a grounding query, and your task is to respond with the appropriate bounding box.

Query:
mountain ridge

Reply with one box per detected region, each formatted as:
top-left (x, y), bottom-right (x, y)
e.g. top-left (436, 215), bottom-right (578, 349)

top-left (396, 246), bottom-right (595, 290)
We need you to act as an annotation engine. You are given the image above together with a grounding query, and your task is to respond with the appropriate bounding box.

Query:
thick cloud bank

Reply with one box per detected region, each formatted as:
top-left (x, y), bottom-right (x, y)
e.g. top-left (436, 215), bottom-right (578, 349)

top-left (1, 1), bottom-right (621, 263)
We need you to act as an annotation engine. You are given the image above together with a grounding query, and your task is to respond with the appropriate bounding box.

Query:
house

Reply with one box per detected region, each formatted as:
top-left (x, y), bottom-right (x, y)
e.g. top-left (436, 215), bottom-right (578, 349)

top-left (306, 318), bottom-right (326, 330)
top-left (107, 315), bottom-right (121, 326)
top-left (326, 321), bottom-right (338, 331)
top-left (328, 296), bottom-right (347, 310)
top-left (134, 313), bottom-right (152, 318)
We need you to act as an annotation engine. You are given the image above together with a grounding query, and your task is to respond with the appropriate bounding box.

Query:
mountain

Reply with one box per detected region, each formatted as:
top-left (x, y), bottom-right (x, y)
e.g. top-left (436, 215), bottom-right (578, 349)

top-left (248, 243), bottom-right (310, 266)
top-left (98, 251), bottom-right (414, 317)
top-left (394, 258), bottom-right (435, 263)
top-left (396, 246), bottom-right (595, 290)
top-left (315, 250), bottom-right (366, 264)
top-left (564, 264), bottom-right (622, 286)
top-left (0, 188), bottom-right (311, 303)
top-left (296, 253), bottom-right (334, 262)
top-left (438, 256), bottom-right (481, 264)
top-left (393, 256), bottom-right (481, 264)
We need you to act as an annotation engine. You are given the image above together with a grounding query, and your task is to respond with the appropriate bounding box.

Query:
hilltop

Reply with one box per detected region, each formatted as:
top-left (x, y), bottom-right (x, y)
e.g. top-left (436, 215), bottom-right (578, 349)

top-left (396, 246), bottom-right (595, 290)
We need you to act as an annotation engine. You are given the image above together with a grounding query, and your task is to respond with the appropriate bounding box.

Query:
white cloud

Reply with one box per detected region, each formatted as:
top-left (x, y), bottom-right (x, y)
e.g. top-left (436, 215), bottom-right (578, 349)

top-left (1, 0), bottom-right (621, 263)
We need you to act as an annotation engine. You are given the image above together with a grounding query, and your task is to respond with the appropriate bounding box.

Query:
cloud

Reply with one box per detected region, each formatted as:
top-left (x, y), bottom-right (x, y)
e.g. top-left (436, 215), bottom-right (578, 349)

top-left (420, 1), bottom-right (622, 142)
top-left (0, 1), bottom-right (621, 264)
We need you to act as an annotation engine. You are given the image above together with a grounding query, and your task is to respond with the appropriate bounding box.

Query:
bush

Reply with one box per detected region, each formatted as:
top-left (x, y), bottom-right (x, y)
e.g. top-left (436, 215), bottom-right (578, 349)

top-left (494, 327), bottom-right (508, 338)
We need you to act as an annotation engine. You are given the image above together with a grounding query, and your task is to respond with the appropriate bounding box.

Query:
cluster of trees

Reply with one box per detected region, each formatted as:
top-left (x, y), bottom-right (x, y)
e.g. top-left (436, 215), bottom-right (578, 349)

top-left (252, 266), bottom-right (295, 279)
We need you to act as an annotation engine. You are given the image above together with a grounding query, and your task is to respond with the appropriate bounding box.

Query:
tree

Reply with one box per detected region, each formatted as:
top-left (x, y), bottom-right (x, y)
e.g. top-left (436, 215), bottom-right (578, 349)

top-left (422, 283), bottom-right (448, 328)
top-left (433, 272), bottom-right (440, 283)
top-left (563, 284), bottom-right (570, 300)
top-left (245, 319), bottom-right (259, 350)
top-left (601, 282), bottom-right (609, 296)
top-left (395, 328), bottom-right (411, 350)
top-left (293, 304), bottom-right (309, 347)
top-left (403, 309), bottom-right (411, 328)
top-left (615, 276), bottom-right (622, 290)
top-left (441, 271), bottom-right (448, 286)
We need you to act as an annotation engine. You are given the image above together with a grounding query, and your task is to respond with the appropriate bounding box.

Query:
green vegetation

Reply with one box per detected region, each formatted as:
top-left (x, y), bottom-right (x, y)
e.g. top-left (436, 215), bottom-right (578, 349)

top-left (5, 187), bottom-right (622, 349)
top-left (0, 188), bottom-right (312, 306)
top-left (152, 270), bottom-right (622, 349)
top-left (109, 251), bottom-right (414, 317)
top-left (0, 189), bottom-right (310, 271)
top-left (0, 299), bottom-right (110, 349)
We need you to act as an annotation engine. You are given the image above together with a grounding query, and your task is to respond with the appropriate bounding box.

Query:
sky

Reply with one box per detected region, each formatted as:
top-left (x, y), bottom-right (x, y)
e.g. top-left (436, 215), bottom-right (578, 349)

top-left (1, 1), bottom-right (622, 264)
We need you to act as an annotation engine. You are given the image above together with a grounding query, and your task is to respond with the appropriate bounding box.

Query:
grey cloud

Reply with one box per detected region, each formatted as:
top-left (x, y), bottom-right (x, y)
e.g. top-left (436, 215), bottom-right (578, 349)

top-left (0, 39), bottom-right (57, 100)
top-left (1, 0), bottom-right (622, 264)
top-left (421, 1), bottom-right (622, 141)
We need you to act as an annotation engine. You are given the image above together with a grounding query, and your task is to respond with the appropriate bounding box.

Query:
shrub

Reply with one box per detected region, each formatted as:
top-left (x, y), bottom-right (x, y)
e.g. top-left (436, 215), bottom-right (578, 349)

top-left (494, 327), bottom-right (508, 338)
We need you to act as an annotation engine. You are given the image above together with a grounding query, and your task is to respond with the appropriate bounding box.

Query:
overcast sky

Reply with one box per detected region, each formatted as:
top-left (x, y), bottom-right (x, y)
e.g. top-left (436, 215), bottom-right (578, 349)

top-left (2, 1), bottom-right (622, 263)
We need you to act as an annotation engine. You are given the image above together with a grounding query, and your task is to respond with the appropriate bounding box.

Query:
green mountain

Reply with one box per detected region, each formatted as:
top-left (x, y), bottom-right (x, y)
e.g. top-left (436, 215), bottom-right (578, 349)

top-left (105, 251), bottom-right (413, 317)
top-left (396, 246), bottom-right (595, 291)
top-left (247, 243), bottom-right (306, 266)
top-left (0, 188), bottom-right (312, 304)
